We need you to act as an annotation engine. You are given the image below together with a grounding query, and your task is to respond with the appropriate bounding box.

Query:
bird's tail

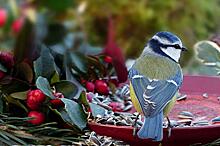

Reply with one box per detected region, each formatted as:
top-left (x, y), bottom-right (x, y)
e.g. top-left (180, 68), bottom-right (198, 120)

top-left (137, 112), bottom-right (163, 141)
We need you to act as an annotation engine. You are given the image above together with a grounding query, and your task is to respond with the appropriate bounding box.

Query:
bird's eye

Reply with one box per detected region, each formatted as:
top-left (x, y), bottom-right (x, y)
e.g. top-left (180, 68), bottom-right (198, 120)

top-left (174, 44), bottom-right (181, 49)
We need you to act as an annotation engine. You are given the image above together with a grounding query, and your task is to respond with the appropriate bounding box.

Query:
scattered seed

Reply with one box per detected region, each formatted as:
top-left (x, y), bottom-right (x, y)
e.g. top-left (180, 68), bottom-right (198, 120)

top-left (193, 120), bottom-right (209, 126)
top-left (123, 104), bottom-right (133, 112)
top-left (177, 94), bottom-right (187, 101)
top-left (177, 119), bottom-right (192, 125)
top-left (178, 111), bottom-right (194, 119)
top-left (202, 93), bottom-right (208, 98)
top-left (211, 116), bottom-right (220, 124)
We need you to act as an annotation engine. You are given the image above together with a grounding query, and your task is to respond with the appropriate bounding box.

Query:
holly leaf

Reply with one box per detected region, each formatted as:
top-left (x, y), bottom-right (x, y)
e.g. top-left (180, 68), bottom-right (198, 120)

top-left (14, 19), bottom-right (40, 64)
top-left (78, 91), bottom-right (90, 110)
top-left (34, 45), bottom-right (59, 81)
top-left (66, 51), bottom-right (88, 74)
top-left (64, 57), bottom-right (85, 98)
top-left (5, 95), bottom-right (28, 112)
top-left (0, 95), bottom-right (3, 114)
top-left (195, 41), bottom-right (220, 64)
top-left (14, 62), bottom-right (33, 83)
top-left (52, 80), bottom-right (78, 99)
top-left (0, 63), bottom-right (7, 72)
top-left (36, 76), bottom-right (55, 99)
top-left (89, 103), bottom-right (107, 117)
top-left (10, 91), bottom-right (28, 100)
top-left (0, 77), bottom-right (30, 94)
top-left (61, 98), bottom-right (87, 130)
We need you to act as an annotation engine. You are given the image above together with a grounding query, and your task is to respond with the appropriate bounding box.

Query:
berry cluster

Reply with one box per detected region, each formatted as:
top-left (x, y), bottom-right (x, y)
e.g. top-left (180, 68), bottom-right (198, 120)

top-left (27, 89), bottom-right (65, 125)
top-left (0, 8), bottom-right (23, 34)
top-left (83, 55), bottom-right (123, 112)
top-left (27, 89), bottom-right (46, 125)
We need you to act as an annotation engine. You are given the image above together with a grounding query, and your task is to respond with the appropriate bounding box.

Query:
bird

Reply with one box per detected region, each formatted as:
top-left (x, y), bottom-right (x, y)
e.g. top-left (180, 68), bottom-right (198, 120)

top-left (128, 31), bottom-right (187, 141)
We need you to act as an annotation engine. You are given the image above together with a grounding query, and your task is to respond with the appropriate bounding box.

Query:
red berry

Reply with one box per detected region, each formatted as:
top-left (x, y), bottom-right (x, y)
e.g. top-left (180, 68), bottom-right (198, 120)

top-left (0, 8), bottom-right (7, 27)
top-left (85, 82), bottom-right (95, 92)
top-left (28, 111), bottom-right (45, 125)
top-left (80, 79), bottom-right (87, 84)
top-left (0, 51), bottom-right (14, 69)
top-left (104, 56), bottom-right (112, 63)
top-left (0, 71), bottom-right (5, 79)
top-left (27, 89), bottom-right (46, 103)
top-left (95, 80), bottom-right (109, 95)
top-left (86, 93), bottom-right (93, 102)
top-left (50, 92), bottom-right (64, 108)
top-left (12, 18), bottom-right (24, 34)
top-left (27, 89), bottom-right (46, 110)
top-left (27, 100), bottom-right (40, 110)
top-left (109, 102), bottom-right (123, 112)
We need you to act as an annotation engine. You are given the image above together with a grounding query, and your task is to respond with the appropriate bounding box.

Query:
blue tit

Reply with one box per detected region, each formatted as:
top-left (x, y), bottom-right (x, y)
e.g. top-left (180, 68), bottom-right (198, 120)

top-left (128, 31), bottom-right (186, 141)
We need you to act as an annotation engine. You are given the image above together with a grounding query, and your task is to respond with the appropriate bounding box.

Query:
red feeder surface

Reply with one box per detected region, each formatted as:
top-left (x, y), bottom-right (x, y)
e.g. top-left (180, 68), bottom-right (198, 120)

top-left (89, 75), bottom-right (220, 146)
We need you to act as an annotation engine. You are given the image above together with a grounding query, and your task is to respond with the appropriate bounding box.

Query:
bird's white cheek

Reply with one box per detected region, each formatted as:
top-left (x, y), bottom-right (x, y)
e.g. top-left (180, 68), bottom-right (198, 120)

top-left (161, 47), bottom-right (181, 62)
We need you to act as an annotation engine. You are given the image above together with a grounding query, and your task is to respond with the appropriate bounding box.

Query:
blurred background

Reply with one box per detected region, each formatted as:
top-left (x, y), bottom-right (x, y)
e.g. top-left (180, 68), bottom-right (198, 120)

top-left (1, 0), bottom-right (220, 75)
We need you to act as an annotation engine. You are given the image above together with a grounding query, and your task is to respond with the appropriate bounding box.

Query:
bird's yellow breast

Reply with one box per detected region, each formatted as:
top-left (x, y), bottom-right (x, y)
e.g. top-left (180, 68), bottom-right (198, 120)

top-left (130, 82), bottom-right (177, 116)
top-left (130, 82), bottom-right (143, 114)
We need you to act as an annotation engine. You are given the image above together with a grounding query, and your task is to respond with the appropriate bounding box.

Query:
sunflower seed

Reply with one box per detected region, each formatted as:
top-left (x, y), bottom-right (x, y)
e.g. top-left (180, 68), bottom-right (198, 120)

top-left (178, 111), bottom-right (194, 119)
top-left (193, 120), bottom-right (209, 126)
top-left (177, 119), bottom-right (192, 125)
top-left (177, 94), bottom-right (187, 101)
top-left (123, 104), bottom-right (133, 112)
top-left (211, 116), bottom-right (220, 124)
top-left (202, 93), bottom-right (208, 98)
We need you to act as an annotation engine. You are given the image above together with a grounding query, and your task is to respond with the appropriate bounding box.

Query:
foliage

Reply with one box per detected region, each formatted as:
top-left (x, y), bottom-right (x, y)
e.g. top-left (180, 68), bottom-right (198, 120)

top-left (0, 1), bottom-right (129, 145)
top-left (83, 0), bottom-right (220, 66)
top-left (194, 40), bottom-right (220, 75)
top-left (0, 114), bottom-right (84, 145)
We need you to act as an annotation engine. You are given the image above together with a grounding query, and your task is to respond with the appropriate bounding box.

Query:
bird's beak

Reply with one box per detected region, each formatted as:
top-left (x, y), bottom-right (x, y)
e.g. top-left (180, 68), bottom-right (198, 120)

top-left (181, 46), bottom-right (187, 51)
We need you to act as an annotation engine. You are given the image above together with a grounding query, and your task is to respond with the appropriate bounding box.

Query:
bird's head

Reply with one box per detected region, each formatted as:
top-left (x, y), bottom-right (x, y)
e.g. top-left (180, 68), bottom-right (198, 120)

top-left (144, 31), bottom-right (187, 62)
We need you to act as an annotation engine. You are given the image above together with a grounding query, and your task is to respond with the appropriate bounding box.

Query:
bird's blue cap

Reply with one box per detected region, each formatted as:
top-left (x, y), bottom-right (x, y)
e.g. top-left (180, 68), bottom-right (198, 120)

top-left (149, 31), bottom-right (187, 51)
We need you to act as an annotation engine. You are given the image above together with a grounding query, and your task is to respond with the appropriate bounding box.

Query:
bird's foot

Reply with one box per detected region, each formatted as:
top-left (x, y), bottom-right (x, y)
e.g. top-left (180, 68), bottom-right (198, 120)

top-left (166, 117), bottom-right (173, 138)
top-left (133, 126), bottom-right (137, 136)
top-left (132, 113), bottom-right (140, 137)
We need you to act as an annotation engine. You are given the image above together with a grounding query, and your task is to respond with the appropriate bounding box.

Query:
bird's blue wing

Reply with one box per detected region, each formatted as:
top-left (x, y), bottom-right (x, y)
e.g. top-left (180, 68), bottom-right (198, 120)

top-left (128, 68), bottom-right (182, 117)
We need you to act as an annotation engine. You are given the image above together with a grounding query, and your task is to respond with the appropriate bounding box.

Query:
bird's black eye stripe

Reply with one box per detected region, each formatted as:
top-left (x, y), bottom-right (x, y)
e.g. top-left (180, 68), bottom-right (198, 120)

top-left (150, 38), bottom-right (182, 49)
top-left (162, 44), bottom-right (181, 49)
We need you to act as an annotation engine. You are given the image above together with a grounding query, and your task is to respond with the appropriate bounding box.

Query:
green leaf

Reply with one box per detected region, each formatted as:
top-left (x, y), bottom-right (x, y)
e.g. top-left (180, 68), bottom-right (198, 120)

top-left (0, 63), bottom-right (7, 72)
top-left (5, 95), bottom-right (28, 112)
top-left (50, 71), bottom-right (60, 84)
top-left (52, 80), bottom-right (78, 99)
top-left (66, 51), bottom-right (88, 74)
top-left (36, 76), bottom-right (55, 99)
top-left (78, 91), bottom-right (90, 110)
top-left (0, 78), bottom-right (30, 94)
top-left (39, 0), bottom-right (75, 12)
top-left (0, 95), bottom-right (3, 114)
top-left (89, 103), bottom-right (107, 117)
top-left (10, 91), bottom-right (28, 100)
top-left (14, 62), bottom-right (33, 83)
top-left (34, 45), bottom-right (59, 81)
top-left (14, 19), bottom-right (39, 64)
top-left (44, 23), bottom-right (66, 45)
top-left (61, 98), bottom-right (87, 130)
top-left (195, 41), bottom-right (220, 64)
top-left (64, 56), bottom-right (85, 98)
